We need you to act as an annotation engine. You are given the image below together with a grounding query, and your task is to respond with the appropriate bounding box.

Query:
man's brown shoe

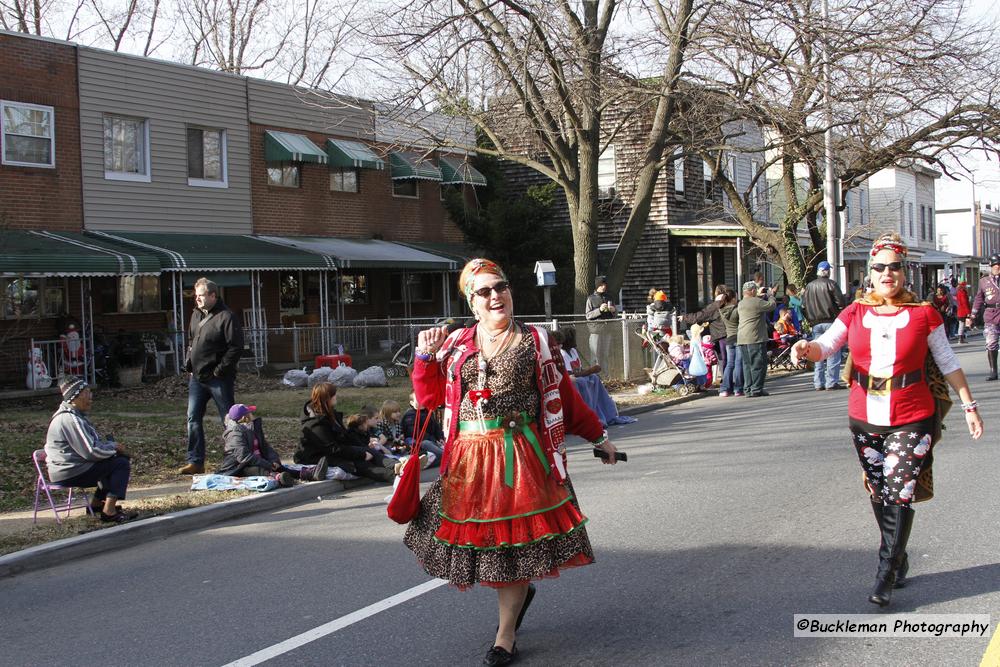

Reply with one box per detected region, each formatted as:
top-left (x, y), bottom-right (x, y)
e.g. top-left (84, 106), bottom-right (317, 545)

top-left (178, 462), bottom-right (205, 474)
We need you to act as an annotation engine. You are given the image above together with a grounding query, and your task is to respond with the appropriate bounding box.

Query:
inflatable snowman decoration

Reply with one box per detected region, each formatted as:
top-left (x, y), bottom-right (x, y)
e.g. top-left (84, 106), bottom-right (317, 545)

top-left (26, 347), bottom-right (52, 389)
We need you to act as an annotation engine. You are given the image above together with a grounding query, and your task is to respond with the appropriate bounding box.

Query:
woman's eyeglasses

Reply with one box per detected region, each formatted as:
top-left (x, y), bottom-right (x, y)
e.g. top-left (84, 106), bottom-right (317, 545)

top-left (871, 262), bottom-right (903, 273)
top-left (472, 281), bottom-right (510, 298)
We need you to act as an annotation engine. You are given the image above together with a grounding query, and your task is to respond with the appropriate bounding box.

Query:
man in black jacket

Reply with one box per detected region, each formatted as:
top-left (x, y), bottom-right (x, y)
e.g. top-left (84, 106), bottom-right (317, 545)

top-left (802, 261), bottom-right (845, 391)
top-left (180, 278), bottom-right (243, 474)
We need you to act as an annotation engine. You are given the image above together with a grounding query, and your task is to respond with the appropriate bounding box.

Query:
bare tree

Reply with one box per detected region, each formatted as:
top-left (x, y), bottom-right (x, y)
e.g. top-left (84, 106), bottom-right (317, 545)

top-left (684, 0), bottom-right (1000, 286)
top-left (178, 0), bottom-right (292, 74)
top-left (0, 0), bottom-right (70, 35)
top-left (364, 0), bottom-right (701, 310)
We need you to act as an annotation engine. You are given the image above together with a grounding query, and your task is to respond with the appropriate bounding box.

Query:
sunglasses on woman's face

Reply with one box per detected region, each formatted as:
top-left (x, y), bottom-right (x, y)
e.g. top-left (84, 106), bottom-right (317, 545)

top-left (871, 262), bottom-right (903, 273)
top-left (472, 281), bottom-right (510, 299)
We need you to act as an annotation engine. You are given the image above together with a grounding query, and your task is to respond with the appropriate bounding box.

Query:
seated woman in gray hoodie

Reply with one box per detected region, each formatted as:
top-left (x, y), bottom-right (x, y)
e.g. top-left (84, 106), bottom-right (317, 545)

top-left (44, 377), bottom-right (137, 523)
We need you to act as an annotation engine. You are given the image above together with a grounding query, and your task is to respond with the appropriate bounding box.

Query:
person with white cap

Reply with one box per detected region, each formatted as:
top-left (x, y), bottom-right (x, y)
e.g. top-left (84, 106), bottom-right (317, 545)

top-left (802, 260), bottom-right (846, 390)
top-left (44, 377), bottom-right (137, 523)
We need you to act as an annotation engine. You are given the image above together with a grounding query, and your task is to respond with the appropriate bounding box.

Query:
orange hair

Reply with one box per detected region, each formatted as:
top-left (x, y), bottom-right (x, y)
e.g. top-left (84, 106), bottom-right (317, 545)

top-left (309, 382), bottom-right (337, 422)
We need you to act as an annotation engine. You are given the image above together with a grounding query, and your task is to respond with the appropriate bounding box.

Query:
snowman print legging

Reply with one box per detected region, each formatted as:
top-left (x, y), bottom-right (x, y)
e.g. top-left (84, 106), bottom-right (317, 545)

top-left (849, 417), bottom-right (935, 507)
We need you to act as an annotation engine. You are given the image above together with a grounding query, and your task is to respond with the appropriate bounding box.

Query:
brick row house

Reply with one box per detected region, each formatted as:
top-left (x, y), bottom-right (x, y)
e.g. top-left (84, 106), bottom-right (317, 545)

top-left (0, 30), bottom-right (484, 389)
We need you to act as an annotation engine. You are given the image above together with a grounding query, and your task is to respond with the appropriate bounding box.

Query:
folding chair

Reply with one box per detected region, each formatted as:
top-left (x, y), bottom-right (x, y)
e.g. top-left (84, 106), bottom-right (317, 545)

top-left (32, 449), bottom-right (94, 524)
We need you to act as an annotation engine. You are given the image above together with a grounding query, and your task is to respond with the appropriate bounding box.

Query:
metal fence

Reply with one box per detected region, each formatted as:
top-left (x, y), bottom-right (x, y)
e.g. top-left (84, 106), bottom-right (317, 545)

top-left (242, 314), bottom-right (657, 382)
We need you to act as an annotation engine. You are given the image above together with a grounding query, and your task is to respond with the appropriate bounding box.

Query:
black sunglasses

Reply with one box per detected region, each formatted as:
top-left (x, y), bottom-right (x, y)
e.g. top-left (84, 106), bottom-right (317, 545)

top-left (472, 281), bottom-right (510, 298)
top-left (871, 262), bottom-right (903, 273)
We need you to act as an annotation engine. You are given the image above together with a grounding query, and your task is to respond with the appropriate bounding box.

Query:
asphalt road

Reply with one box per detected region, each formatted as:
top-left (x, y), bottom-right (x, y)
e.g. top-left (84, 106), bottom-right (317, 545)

top-left (2, 343), bottom-right (999, 666)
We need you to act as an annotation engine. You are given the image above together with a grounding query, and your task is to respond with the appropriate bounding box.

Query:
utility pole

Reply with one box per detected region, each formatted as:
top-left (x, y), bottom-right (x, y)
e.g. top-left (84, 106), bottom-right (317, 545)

top-left (822, 0), bottom-right (843, 290)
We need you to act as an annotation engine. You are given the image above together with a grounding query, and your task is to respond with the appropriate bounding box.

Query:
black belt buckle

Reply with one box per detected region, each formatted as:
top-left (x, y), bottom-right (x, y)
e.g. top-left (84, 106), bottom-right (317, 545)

top-left (867, 374), bottom-right (891, 395)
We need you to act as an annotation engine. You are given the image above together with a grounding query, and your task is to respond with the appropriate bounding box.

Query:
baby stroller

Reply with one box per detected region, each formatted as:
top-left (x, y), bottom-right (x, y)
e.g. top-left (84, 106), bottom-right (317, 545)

top-left (635, 327), bottom-right (696, 396)
top-left (768, 328), bottom-right (804, 371)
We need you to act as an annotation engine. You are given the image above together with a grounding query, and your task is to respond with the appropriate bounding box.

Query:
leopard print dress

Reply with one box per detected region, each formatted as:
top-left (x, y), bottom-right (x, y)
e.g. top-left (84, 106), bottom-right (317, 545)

top-left (403, 326), bottom-right (595, 589)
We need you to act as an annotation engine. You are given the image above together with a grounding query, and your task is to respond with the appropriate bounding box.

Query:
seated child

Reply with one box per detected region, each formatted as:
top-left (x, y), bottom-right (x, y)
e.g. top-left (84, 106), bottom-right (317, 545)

top-left (343, 413), bottom-right (403, 481)
top-left (667, 334), bottom-right (691, 372)
top-left (400, 393), bottom-right (443, 467)
top-left (219, 404), bottom-right (327, 486)
top-left (374, 400), bottom-right (408, 457)
top-left (774, 306), bottom-right (800, 345)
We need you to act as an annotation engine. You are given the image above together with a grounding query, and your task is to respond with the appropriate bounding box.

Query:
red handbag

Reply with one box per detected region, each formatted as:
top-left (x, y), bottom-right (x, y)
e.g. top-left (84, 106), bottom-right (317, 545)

top-left (386, 406), bottom-right (434, 524)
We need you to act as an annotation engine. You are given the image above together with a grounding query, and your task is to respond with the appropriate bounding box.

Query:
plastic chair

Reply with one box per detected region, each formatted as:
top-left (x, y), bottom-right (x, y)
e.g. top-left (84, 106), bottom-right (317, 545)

top-left (32, 449), bottom-right (94, 524)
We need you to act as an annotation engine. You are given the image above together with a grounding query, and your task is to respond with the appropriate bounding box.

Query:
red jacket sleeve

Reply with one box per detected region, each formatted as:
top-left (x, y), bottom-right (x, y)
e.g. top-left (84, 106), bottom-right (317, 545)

top-left (411, 358), bottom-right (446, 410)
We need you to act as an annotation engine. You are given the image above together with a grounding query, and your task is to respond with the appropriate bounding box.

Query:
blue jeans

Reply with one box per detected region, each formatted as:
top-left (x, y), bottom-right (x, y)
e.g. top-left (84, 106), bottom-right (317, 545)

top-left (58, 455), bottom-right (131, 500)
top-left (721, 338), bottom-right (743, 394)
top-left (405, 438), bottom-right (444, 467)
top-left (187, 375), bottom-right (235, 464)
top-left (811, 322), bottom-right (842, 388)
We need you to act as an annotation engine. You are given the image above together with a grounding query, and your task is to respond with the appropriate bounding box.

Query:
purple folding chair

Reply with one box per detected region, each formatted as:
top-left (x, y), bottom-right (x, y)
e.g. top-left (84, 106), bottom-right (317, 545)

top-left (32, 449), bottom-right (94, 524)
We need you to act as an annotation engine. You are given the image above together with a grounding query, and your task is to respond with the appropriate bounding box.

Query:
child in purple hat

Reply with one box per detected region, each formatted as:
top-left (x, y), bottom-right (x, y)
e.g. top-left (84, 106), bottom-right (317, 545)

top-left (216, 404), bottom-right (327, 486)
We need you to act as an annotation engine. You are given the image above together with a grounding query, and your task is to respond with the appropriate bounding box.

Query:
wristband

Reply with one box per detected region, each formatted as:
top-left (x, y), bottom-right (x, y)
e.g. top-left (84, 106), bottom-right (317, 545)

top-left (592, 430), bottom-right (609, 447)
top-left (962, 401), bottom-right (978, 413)
top-left (414, 349), bottom-right (433, 362)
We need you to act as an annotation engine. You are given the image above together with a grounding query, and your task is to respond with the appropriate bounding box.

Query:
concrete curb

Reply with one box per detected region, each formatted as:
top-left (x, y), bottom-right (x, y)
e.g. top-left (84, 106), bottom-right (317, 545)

top-left (0, 369), bottom-right (807, 579)
top-left (0, 477), bottom-right (374, 579)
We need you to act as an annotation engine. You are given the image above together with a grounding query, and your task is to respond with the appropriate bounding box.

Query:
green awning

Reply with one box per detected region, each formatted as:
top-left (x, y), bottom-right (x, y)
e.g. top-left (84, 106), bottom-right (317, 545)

top-left (264, 130), bottom-right (328, 164)
top-left (389, 151), bottom-right (442, 181)
top-left (86, 231), bottom-right (336, 271)
top-left (439, 155), bottom-right (487, 186)
top-left (326, 139), bottom-right (384, 170)
top-left (0, 230), bottom-right (161, 276)
top-left (259, 236), bottom-right (458, 270)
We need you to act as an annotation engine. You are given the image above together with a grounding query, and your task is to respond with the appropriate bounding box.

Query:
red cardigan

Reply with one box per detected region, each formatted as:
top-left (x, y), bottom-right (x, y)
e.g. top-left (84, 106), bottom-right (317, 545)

top-left (411, 324), bottom-right (604, 481)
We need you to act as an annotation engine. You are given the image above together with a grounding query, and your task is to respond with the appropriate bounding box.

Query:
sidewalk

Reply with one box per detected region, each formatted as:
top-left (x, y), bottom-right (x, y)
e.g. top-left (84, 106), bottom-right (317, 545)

top-left (0, 381), bottom-right (730, 579)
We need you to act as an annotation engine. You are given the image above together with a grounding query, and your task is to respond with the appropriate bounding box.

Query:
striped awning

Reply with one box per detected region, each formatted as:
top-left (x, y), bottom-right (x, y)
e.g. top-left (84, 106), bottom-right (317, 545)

top-left (326, 139), bottom-right (384, 170)
top-left (86, 231), bottom-right (336, 271)
top-left (0, 230), bottom-right (161, 276)
top-left (439, 155), bottom-right (487, 186)
top-left (389, 151), bottom-right (442, 181)
top-left (264, 130), bottom-right (328, 164)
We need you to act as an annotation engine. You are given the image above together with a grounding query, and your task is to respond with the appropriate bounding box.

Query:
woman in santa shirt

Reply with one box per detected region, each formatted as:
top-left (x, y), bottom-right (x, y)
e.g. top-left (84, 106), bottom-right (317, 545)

top-left (792, 232), bottom-right (984, 607)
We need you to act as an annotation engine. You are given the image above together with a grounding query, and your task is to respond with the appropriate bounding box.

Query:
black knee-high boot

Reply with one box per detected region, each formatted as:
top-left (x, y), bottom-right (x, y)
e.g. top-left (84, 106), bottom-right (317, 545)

top-left (869, 504), bottom-right (914, 606)
top-left (870, 499), bottom-right (909, 588)
top-left (988, 350), bottom-right (998, 381)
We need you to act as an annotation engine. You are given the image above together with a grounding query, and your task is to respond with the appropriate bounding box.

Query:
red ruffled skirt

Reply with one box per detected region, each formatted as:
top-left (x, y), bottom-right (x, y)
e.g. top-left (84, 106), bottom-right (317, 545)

top-left (403, 422), bottom-right (594, 589)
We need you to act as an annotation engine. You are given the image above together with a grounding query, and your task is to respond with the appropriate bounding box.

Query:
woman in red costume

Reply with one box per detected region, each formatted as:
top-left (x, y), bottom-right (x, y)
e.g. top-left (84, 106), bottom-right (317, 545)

top-left (793, 233), bottom-right (984, 607)
top-left (405, 258), bottom-right (618, 666)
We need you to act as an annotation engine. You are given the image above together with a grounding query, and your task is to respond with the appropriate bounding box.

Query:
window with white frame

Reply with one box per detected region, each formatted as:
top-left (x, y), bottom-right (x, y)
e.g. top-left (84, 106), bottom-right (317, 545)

top-left (673, 149), bottom-right (685, 193)
top-left (1, 101), bottom-right (55, 167)
top-left (267, 163), bottom-right (300, 187)
top-left (928, 207), bottom-right (934, 244)
top-left (1, 277), bottom-right (66, 319)
top-left (597, 146), bottom-right (616, 197)
top-left (750, 159), bottom-right (766, 211)
top-left (919, 205), bottom-right (926, 240)
top-left (104, 114), bottom-right (149, 181)
top-left (899, 202), bottom-right (905, 235)
top-left (330, 168), bottom-right (358, 193)
top-left (118, 275), bottom-right (160, 313)
top-left (908, 202), bottom-right (914, 237)
top-left (187, 127), bottom-right (227, 187)
top-left (703, 160), bottom-right (713, 199)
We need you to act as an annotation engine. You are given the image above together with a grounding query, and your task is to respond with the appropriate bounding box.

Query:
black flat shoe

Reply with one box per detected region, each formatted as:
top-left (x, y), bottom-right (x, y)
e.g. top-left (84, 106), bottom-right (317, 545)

top-left (515, 584), bottom-right (535, 631)
top-left (483, 644), bottom-right (517, 666)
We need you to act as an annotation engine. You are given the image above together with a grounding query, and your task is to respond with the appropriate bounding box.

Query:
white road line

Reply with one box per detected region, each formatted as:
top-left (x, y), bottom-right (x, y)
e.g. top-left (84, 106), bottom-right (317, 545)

top-left (220, 578), bottom-right (448, 666)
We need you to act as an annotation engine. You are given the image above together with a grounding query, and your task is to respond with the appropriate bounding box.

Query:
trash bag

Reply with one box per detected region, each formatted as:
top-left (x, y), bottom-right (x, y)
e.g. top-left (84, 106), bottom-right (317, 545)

top-left (328, 364), bottom-right (358, 388)
top-left (308, 366), bottom-right (334, 387)
top-left (282, 369), bottom-right (309, 387)
top-left (353, 365), bottom-right (388, 387)
top-left (688, 343), bottom-right (707, 377)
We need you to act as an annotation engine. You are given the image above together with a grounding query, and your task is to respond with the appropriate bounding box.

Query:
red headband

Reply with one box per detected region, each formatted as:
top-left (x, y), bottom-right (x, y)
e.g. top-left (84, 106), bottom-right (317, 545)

top-left (870, 240), bottom-right (908, 258)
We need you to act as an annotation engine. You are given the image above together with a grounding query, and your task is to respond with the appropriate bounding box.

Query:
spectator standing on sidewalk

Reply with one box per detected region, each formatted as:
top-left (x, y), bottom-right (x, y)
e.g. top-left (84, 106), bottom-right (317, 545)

top-left (737, 281), bottom-right (776, 397)
top-left (967, 254), bottom-right (1000, 380)
top-left (181, 277), bottom-right (243, 474)
top-left (719, 289), bottom-right (743, 397)
top-left (956, 280), bottom-right (971, 343)
top-left (802, 261), bottom-right (846, 391)
top-left (585, 275), bottom-right (617, 367)
top-left (682, 285), bottom-right (729, 382)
